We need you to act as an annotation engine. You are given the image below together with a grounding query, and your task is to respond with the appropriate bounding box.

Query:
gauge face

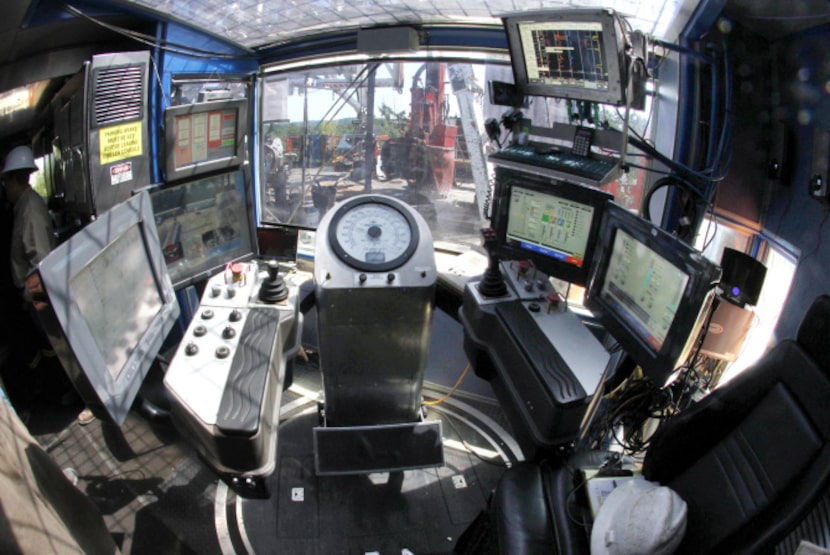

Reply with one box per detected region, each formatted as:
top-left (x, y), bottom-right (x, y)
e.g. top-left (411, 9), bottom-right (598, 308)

top-left (329, 196), bottom-right (419, 271)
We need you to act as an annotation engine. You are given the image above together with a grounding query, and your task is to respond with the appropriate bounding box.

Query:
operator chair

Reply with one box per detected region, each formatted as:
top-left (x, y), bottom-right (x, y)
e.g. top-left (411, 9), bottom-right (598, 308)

top-left (488, 294), bottom-right (830, 555)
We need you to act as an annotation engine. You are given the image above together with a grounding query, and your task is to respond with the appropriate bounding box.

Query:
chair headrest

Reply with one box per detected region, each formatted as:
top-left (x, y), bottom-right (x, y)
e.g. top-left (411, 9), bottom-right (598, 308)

top-left (796, 294), bottom-right (830, 373)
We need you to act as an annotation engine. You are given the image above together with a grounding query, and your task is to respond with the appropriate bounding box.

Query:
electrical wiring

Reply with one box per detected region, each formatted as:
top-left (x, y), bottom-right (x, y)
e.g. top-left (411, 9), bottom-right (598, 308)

top-left (607, 36), bottom-right (734, 226)
top-left (700, 209), bottom-right (719, 253)
top-left (437, 409), bottom-right (508, 468)
top-left (628, 135), bottom-right (721, 199)
top-left (583, 371), bottom-right (676, 456)
top-left (797, 206), bottom-right (830, 262)
top-left (62, 2), bottom-right (253, 60)
top-left (623, 161), bottom-right (671, 175)
top-left (642, 174), bottom-right (713, 242)
top-left (423, 364), bottom-right (471, 406)
top-left (564, 467), bottom-right (594, 528)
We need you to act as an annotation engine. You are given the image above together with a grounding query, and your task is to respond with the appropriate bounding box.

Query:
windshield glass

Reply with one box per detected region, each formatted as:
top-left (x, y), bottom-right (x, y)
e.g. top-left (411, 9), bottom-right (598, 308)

top-left (258, 60), bottom-right (653, 261)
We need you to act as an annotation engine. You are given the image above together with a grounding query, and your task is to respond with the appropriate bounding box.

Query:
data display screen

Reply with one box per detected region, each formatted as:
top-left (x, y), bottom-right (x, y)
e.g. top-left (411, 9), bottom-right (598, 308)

top-left (152, 170), bottom-right (254, 289)
top-left (518, 20), bottom-right (610, 93)
top-left (503, 10), bottom-right (625, 106)
top-left (70, 224), bottom-right (163, 380)
top-left (172, 108), bottom-right (238, 171)
top-left (506, 185), bottom-right (595, 268)
top-left (600, 229), bottom-right (690, 351)
top-left (163, 98), bottom-right (247, 182)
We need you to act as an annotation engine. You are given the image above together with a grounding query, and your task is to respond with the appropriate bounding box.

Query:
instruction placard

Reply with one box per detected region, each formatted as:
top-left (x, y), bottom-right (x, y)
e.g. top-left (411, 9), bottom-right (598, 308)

top-left (99, 121), bottom-right (143, 164)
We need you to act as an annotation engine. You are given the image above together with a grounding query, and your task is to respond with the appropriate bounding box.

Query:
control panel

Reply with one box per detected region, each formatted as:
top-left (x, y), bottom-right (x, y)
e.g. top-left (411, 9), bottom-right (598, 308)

top-left (460, 259), bottom-right (611, 455)
top-left (164, 260), bottom-right (305, 496)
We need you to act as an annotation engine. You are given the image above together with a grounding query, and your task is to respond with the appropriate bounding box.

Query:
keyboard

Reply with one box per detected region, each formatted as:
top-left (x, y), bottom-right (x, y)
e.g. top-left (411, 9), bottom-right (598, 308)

top-left (490, 144), bottom-right (619, 186)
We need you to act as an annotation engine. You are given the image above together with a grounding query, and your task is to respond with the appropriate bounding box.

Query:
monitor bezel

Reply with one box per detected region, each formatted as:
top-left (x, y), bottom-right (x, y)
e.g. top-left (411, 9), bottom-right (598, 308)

top-left (502, 9), bottom-right (627, 106)
top-left (163, 98), bottom-right (248, 182)
top-left (492, 168), bottom-right (612, 286)
top-left (585, 202), bottom-right (721, 385)
top-left (36, 191), bottom-right (180, 425)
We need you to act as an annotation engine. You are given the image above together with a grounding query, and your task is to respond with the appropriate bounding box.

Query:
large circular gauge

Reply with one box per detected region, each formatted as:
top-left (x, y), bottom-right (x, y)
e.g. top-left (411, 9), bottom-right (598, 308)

top-left (328, 195), bottom-right (420, 272)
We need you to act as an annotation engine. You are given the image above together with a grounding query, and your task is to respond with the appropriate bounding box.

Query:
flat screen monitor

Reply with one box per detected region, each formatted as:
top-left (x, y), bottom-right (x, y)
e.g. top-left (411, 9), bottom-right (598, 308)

top-left (502, 9), bottom-right (626, 106)
top-left (151, 169), bottom-right (256, 289)
top-left (585, 203), bottom-right (721, 385)
top-left (493, 169), bottom-right (612, 285)
top-left (36, 191), bottom-right (180, 425)
top-left (164, 98), bottom-right (248, 182)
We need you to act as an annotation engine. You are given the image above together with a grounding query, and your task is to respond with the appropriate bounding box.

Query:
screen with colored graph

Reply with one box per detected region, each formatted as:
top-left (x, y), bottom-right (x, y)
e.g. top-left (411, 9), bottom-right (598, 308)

top-left (494, 168), bottom-right (612, 285)
top-left (503, 9), bottom-right (626, 106)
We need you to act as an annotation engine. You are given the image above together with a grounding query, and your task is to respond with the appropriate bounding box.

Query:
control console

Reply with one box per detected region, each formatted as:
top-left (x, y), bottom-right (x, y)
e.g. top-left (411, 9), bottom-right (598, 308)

top-left (460, 258), bottom-right (611, 456)
top-left (165, 260), bottom-right (305, 497)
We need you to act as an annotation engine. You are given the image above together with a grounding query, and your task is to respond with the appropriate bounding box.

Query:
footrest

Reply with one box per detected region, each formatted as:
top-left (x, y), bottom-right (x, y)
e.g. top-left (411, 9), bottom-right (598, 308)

top-left (313, 420), bottom-right (444, 475)
top-left (217, 308), bottom-right (279, 436)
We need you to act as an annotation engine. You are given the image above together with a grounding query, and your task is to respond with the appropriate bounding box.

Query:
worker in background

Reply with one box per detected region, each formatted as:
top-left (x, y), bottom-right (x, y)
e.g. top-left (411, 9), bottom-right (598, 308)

top-left (2, 146), bottom-right (94, 425)
top-left (1, 146), bottom-right (68, 419)
top-left (2, 146), bottom-right (54, 295)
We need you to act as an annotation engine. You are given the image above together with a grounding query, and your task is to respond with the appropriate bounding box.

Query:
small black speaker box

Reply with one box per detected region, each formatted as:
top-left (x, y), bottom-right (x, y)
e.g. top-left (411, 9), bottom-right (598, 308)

top-left (719, 248), bottom-right (767, 307)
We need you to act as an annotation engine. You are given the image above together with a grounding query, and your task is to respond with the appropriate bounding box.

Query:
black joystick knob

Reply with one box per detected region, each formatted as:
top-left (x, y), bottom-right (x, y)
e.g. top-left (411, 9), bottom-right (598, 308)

top-left (477, 228), bottom-right (508, 298)
top-left (477, 260), bottom-right (509, 298)
top-left (258, 260), bottom-right (289, 303)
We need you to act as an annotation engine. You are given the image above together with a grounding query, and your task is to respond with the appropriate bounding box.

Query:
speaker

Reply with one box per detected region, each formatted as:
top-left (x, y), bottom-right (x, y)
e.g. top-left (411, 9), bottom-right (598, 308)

top-left (719, 248), bottom-right (767, 307)
top-left (357, 26), bottom-right (419, 53)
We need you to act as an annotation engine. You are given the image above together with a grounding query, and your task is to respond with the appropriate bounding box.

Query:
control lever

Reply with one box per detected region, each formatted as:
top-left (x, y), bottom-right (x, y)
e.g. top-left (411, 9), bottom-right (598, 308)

top-left (476, 228), bottom-right (508, 298)
top-left (258, 260), bottom-right (289, 303)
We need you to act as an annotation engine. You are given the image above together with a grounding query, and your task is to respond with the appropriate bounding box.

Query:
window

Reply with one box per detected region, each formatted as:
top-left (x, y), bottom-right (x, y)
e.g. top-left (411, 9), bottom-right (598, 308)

top-left (694, 215), bottom-right (798, 386)
top-left (258, 61), bottom-right (492, 254)
top-left (258, 59), bottom-right (657, 264)
top-left (718, 236), bottom-right (797, 383)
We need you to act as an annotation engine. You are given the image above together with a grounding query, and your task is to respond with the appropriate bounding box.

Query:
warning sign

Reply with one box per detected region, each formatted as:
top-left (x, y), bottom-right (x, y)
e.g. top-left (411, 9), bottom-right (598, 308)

top-left (109, 161), bottom-right (133, 186)
top-left (100, 121), bottom-right (143, 164)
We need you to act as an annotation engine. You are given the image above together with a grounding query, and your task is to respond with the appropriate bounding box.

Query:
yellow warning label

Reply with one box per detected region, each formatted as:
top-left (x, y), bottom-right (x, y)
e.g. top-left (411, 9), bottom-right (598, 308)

top-left (99, 121), bottom-right (143, 164)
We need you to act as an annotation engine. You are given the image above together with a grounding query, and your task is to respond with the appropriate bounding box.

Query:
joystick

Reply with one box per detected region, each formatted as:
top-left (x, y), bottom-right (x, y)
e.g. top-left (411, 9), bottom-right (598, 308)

top-left (476, 228), bottom-right (508, 298)
top-left (258, 260), bottom-right (289, 303)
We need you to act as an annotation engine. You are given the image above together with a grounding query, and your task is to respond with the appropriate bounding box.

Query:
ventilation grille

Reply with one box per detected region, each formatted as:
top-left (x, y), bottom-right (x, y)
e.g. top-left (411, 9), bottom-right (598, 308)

top-left (92, 64), bottom-right (145, 127)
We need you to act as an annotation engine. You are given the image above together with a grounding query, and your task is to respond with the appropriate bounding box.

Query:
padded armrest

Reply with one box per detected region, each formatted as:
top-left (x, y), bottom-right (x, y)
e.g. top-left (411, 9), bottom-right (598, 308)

top-left (492, 463), bottom-right (555, 555)
top-left (491, 452), bottom-right (614, 555)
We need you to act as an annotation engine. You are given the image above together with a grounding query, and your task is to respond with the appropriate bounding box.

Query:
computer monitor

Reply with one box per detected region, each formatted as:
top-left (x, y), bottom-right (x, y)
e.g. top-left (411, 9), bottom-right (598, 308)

top-left (36, 191), bottom-right (180, 425)
top-left (502, 9), bottom-right (627, 106)
top-left (493, 169), bottom-right (612, 285)
top-left (585, 202), bottom-right (721, 385)
top-left (163, 98), bottom-right (248, 182)
top-left (151, 169), bottom-right (256, 289)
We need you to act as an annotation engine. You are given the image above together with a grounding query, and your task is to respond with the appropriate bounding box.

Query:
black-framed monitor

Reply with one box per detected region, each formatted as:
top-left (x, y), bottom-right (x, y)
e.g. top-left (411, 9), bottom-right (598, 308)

top-left (35, 191), bottom-right (180, 425)
top-left (502, 9), bottom-right (626, 106)
top-left (164, 98), bottom-right (248, 182)
top-left (585, 202), bottom-right (721, 385)
top-left (493, 168), bottom-right (612, 285)
top-left (151, 168), bottom-right (256, 289)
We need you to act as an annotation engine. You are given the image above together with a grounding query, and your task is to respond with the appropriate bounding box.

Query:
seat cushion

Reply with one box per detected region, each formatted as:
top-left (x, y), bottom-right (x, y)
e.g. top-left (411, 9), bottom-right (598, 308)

top-left (669, 382), bottom-right (821, 554)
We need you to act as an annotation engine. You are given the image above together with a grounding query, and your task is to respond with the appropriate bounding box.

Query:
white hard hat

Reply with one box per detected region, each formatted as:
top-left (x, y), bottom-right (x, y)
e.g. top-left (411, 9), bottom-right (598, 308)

top-left (590, 479), bottom-right (687, 555)
top-left (2, 145), bottom-right (37, 174)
